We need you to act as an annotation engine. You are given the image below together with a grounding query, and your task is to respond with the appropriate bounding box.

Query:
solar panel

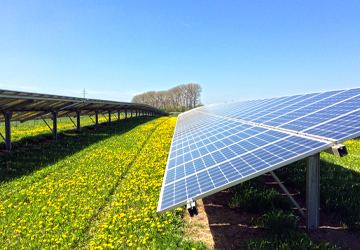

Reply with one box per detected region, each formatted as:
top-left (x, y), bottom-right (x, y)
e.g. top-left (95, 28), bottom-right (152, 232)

top-left (157, 88), bottom-right (360, 215)
top-left (0, 89), bottom-right (168, 123)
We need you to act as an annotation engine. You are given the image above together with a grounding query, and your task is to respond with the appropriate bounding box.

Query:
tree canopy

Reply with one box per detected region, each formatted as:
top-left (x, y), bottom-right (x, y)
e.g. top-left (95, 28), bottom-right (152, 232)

top-left (132, 83), bottom-right (202, 112)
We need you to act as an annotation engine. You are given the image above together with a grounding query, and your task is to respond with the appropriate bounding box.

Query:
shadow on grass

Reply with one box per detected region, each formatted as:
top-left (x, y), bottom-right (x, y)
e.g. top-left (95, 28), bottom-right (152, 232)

top-left (0, 117), bottom-right (157, 184)
top-left (0, 119), bottom-right (134, 150)
top-left (275, 158), bottom-right (360, 230)
top-left (201, 188), bottom-right (267, 250)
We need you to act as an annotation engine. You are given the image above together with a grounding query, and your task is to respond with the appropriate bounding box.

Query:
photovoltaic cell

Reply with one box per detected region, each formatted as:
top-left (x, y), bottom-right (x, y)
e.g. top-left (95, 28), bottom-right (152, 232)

top-left (157, 88), bottom-right (360, 215)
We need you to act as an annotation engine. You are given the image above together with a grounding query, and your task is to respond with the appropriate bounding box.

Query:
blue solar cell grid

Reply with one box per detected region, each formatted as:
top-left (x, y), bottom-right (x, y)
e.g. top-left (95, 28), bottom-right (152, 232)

top-left (159, 115), bottom-right (330, 211)
top-left (157, 88), bottom-right (360, 214)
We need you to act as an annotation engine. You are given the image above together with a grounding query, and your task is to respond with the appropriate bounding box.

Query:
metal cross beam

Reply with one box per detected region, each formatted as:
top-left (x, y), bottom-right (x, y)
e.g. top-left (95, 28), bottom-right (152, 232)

top-left (41, 117), bottom-right (53, 133)
top-left (88, 115), bottom-right (95, 124)
top-left (67, 115), bottom-right (77, 127)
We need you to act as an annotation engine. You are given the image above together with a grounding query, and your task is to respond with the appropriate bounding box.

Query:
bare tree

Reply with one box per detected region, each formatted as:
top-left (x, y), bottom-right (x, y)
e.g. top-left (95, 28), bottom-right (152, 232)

top-left (132, 83), bottom-right (202, 111)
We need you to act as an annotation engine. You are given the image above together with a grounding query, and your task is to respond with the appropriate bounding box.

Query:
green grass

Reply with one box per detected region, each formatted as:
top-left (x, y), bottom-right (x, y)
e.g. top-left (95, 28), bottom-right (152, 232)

top-left (0, 117), bottom-right (205, 249)
top-left (0, 114), bottom-right (130, 150)
top-left (229, 177), bottom-right (291, 213)
top-left (229, 176), bottom-right (340, 249)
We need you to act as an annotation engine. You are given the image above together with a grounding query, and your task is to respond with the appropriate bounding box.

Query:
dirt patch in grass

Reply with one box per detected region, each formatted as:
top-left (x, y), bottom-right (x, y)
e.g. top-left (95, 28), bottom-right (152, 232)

top-left (184, 189), bottom-right (266, 250)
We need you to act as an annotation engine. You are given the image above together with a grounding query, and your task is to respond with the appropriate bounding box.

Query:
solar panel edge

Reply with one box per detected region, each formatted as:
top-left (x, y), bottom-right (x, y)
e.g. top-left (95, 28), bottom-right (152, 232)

top-left (156, 115), bottom-right (181, 214)
top-left (157, 141), bottom-right (332, 215)
top-left (337, 130), bottom-right (360, 144)
top-left (196, 87), bottom-right (360, 108)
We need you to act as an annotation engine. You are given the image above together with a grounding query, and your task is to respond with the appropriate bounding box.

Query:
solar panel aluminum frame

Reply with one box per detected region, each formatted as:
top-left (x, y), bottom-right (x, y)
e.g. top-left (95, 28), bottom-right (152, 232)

top-left (157, 127), bottom-right (332, 215)
top-left (337, 131), bottom-right (360, 145)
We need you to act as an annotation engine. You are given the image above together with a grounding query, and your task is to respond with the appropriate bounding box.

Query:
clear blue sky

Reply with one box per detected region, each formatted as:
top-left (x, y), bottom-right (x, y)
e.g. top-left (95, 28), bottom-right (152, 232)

top-left (1, 0), bottom-right (359, 104)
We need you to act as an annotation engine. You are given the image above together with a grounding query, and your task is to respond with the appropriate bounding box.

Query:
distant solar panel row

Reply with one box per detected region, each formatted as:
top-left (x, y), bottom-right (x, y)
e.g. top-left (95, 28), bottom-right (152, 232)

top-left (157, 88), bottom-right (360, 214)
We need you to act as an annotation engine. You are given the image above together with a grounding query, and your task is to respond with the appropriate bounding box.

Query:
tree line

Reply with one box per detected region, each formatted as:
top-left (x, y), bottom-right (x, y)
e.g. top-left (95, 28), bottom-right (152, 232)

top-left (131, 83), bottom-right (202, 112)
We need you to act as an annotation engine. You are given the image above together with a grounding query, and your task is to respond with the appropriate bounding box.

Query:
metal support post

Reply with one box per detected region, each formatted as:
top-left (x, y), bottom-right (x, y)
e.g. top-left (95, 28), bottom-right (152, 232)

top-left (3, 112), bottom-right (13, 151)
top-left (108, 110), bottom-right (112, 125)
top-left (131, 109), bottom-right (133, 119)
top-left (306, 153), bottom-right (320, 230)
top-left (52, 111), bottom-right (58, 140)
top-left (136, 109), bottom-right (138, 118)
top-left (95, 110), bottom-right (99, 129)
top-left (76, 110), bottom-right (81, 132)
top-left (117, 110), bottom-right (121, 123)
top-left (125, 109), bottom-right (127, 120)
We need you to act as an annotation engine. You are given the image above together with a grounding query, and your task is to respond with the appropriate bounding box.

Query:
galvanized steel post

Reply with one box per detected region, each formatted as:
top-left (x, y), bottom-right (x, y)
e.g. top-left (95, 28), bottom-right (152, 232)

top-left (306, 153), bottom-right (320, 230)
top-left (95, 110), bottom-right (99, 129)
top-left (76, 110), bottom-right (81, 132)
top-left (3, 111), bottom-right (13, 151)
top-left (108, 110), bottom-right (111, 125)
top-left (52, 111), bottom-right (58, 140)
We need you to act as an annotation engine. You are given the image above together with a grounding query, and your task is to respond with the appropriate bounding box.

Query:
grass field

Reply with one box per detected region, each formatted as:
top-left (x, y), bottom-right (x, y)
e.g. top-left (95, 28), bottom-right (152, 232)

top-left (0, 114), bottom-right (128, 150)
top-left (1, 115), bottom-right (360, 249)
top-left (0, 117), bottom-right (204, 249)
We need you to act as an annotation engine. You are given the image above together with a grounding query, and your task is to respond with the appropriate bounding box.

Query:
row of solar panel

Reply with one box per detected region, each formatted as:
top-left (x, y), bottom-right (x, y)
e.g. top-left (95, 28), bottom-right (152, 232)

top-left (174, 89), bottom-right (360, 143)
top-left (165, 122), bottom-right (326, 184)
top-left (157, 88), bottom-right (360, 215)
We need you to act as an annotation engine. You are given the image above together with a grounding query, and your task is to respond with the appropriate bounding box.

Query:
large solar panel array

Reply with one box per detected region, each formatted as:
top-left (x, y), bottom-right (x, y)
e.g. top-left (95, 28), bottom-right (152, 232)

top-left (157, 88), bottom-right (360, 215)
top-left (0, 89), bottom-right (167, 123)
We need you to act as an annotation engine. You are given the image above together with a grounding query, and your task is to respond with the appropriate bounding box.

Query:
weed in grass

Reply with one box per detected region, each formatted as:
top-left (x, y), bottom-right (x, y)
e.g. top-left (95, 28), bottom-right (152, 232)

top-left (255, 211), bottom-right (298, 237)
top-left (245, 207), bottom-right (340, 249)
top-left (229, 177), bottom-right (292, 213)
